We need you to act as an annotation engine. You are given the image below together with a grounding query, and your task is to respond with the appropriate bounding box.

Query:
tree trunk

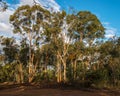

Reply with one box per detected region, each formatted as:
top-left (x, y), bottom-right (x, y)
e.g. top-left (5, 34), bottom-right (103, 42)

top-left (57, 51), bottom-right (67, 83)
top-left (28, 60), bottom-right (32, 83)
top-left (73, 60), bottom-right (77, 80)
top-left (63, 57), bottom-right (67, 82)
top-left (63, 62), bottom-right (67, 82)
top-left (15, 70), bottom-right (20, 84)
top-left (19, 63), bottom-right (23, 83)
top-left (28, 53), bottom-right (35, 83)
top-left (57, 55), bottom-right (62, 83)
top-left (57, 61), bottom-right (60, 83)
top-left (28, 30), bottom-right (33, 83)
top-left (15, 62), bottom-right (24, 84)
top-left (80, 32), bottom-right (83, 43)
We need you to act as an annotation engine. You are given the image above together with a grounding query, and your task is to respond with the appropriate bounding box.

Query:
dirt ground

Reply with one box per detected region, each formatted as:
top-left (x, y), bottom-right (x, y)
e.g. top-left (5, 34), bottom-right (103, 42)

top-left (0, 84), bottom-right (120, 96)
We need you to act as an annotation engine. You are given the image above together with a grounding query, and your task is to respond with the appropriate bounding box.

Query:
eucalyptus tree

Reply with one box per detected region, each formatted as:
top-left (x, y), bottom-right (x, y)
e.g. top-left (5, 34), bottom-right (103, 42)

top-left (10, 5), bottom-right (50, 83)
top-left (66, 11), bottom-right (105, 82)
top-left (44, 11), bottom-right (65, 82)
top-left (44, 10), bottom-right (79, 83)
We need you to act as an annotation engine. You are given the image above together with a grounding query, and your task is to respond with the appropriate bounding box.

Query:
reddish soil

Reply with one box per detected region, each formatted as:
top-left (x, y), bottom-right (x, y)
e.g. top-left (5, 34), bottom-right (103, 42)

top-left (0, 84), bottom-right (120, 96)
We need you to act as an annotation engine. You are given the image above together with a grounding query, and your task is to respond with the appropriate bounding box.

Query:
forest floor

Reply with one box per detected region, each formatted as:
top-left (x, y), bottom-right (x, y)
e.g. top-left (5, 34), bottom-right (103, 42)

top-left (0, 83), bottom-right (120, 96)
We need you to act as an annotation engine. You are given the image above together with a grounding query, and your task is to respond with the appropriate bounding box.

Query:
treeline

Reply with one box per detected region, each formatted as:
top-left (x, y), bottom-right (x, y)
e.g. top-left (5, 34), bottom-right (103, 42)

top-left (0, 5), bottom-right (120, 88)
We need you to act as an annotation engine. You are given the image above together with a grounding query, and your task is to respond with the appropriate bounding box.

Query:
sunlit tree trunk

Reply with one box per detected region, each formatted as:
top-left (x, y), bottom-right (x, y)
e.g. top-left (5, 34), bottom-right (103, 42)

top-left (57, 51), bottom-right (67, 82)
top-left (19, 63), bottom-right (23, 83)
top-left (57, 55), bottom-right (62, 83)
top-left (15, 62), bottom-right (23, 84)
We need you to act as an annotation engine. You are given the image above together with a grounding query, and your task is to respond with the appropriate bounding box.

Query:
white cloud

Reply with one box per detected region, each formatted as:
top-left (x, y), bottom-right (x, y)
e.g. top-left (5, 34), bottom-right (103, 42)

top-left (0, 22), bottom-right (10, 31)
top-left (19, 0), bottom-right (38, 6)
top-left (105, 27), bottom-right (116, 38)
top-left (103, 22), bottom-right (117, 38)
top-left (0, 9), bottom-right (14, 37)
top-left (19, 0), bottom-right (60, 12)
top-left (38, 0), bottom-right (60, 12)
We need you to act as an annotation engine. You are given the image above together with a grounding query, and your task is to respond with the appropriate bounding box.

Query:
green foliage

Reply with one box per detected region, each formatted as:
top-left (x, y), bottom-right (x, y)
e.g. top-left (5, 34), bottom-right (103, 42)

top-left (1, 37), bottom-right (18, 63)
top-left (0, 63), bottom-right (15, 82)
top-left (67, 11), bottom-right (105, 43)
top-left (86, 69), bottom-right (107, 84)
top-left (0, 4), bottom-right (119, 88)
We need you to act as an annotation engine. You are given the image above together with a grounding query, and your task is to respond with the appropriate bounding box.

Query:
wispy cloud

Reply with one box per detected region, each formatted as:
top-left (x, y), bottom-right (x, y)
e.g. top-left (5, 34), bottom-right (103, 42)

top-left (19, 0), bottom-right (60, 12)
top-left (0, 9), bottom-right (14, 37)
top-left (39, 0), bottom-right (60, 12)
top-left (19, 0), bottom-right (38, 6)
top-left (103, 22), bottom-right (117, 38)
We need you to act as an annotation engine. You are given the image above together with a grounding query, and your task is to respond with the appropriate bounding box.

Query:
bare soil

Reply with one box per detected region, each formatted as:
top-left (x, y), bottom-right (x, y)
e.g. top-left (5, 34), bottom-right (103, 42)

top-left (0, 84), bottom-right (120, 96)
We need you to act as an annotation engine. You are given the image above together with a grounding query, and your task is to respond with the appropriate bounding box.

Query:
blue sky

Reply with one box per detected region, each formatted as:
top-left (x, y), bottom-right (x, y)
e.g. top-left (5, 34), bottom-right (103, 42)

top-left (0, 0), bottom-right (120, 38)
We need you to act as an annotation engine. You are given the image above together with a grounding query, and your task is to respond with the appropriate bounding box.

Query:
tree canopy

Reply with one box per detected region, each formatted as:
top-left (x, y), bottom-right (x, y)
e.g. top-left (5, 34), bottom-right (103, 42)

top-left (0, 4), bottom-right (120, 88)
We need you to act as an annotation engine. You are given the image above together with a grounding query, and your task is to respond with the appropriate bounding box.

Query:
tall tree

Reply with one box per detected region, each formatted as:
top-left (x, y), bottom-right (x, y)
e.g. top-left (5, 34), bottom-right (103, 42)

top-left (10, 5), bottom-right (50, 83)
top-left (44, 10), bottom-right (77, 82)
top-left (66, 11), bottom-right (105, 81)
